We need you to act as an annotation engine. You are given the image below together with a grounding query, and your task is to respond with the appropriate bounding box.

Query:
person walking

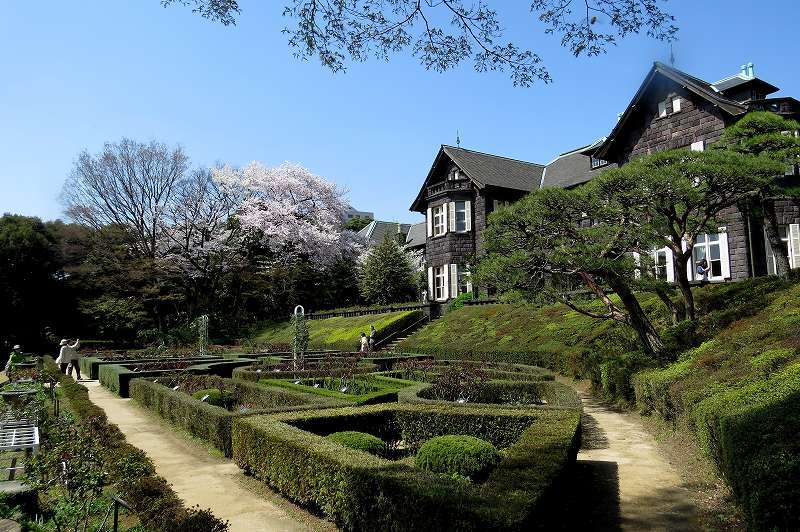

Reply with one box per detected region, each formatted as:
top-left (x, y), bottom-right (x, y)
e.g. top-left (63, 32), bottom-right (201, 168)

top-left (368, 326), bottom-right (377, 352)
top-left (56, 338), bottom-right (81, 380)
top-left (359, 332), bottom-right (368, 353)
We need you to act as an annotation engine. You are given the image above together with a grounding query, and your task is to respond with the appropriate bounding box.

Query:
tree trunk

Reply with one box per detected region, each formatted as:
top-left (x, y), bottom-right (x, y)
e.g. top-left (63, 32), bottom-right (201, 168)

top-left (605, 274), bottom-right (664, 356)
top-left (763, 201), bottom-right (791, 279)
top-left (673, 251), bottom-right (696, 322)
top-left (654, 284), bottom-right (684, 325)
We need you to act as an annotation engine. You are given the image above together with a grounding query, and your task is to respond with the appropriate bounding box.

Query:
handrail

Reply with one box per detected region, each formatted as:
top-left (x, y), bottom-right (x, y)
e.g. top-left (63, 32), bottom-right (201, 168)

top-left (374, 315), bottom-right (430, 350)
top-left (110, 493), bottom-right (131, 532)
top-left (301, 303), bottom-right (433, 320)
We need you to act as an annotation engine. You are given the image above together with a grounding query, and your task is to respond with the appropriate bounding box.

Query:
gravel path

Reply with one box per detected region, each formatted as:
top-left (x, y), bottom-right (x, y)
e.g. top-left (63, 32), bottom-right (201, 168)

top-left (555, 381), bottom-right (698, 531)
top-left (84, 381), bottom-right (310, 532)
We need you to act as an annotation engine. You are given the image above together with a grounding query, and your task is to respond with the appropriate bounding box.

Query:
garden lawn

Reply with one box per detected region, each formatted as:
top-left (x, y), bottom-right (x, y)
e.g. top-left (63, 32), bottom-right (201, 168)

top-left (254, 310), bottom-right (423, 351)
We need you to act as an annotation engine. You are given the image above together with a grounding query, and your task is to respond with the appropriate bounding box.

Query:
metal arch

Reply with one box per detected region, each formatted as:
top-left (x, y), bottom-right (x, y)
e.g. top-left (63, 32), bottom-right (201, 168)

top-left (293, 305), bottom-right (305, 316)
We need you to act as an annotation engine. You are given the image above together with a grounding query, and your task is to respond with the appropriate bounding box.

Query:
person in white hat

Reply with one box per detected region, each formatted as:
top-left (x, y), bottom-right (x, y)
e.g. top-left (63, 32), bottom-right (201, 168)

top-left (56, 338), bottom-right (81, 380)
top-left (4, 344), bottom-right (25, 372)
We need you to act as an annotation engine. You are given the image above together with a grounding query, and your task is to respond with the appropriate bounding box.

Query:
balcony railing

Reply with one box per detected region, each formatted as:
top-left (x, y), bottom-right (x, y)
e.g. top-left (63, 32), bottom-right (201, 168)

top-left (426, 179), bottom-right (472, 198)
top-left (747, 97), bottom-right (798, 116)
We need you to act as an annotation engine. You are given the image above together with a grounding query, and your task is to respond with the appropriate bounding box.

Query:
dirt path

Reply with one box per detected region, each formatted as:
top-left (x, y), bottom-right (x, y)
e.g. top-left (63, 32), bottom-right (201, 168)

top-left (555, 381), bottom-right (697, 531)
top-left (84, 381), bottom-right (311, 532)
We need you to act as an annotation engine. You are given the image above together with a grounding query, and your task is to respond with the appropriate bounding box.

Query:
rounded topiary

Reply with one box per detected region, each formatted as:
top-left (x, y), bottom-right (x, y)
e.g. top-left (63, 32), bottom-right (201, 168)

top-left (415, 435), bottom-right (500, 481)
top-left (325, 431), bottom-right (386, 457)
top-left (192, 388), bottom-right (230, 408)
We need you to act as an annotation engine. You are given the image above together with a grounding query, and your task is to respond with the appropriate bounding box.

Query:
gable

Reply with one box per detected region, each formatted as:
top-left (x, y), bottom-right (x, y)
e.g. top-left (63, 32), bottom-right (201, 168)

top-left (410, 145), bottom-right (544, 212)
top-left (597, 62), bottom-right (747, 162)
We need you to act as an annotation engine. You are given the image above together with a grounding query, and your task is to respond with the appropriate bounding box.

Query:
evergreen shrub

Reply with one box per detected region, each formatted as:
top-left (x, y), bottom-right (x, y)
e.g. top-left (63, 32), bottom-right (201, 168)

top-left (415, 435), bottom-right (500, 481)
top-left (325, 431), bottom-right (386, 457)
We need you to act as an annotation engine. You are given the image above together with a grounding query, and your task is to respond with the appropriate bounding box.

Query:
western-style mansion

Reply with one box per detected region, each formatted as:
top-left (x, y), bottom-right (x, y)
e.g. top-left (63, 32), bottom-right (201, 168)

top-left (408, 62), bottom-right (800, 302)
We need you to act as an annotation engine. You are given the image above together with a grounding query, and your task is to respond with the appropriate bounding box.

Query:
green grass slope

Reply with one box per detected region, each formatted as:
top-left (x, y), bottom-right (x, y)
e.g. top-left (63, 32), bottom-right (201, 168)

top-left (254, 310), bottom-right (423, 351)
top-left (396, 302), bottom-right (647, 380)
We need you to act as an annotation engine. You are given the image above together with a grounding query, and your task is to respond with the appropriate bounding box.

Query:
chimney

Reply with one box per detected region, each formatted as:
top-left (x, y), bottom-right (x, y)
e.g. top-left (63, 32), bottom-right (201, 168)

top-left (747, 62), bottom-right (755, 78)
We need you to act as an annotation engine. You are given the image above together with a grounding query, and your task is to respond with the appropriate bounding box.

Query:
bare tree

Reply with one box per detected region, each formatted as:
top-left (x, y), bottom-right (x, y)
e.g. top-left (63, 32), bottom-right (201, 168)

top-left (163, 0), bottom-right (677, 87)
top-left (158, 167), bottom-right (247, 316)
top-left (62, 138), bottom-right (189, 258)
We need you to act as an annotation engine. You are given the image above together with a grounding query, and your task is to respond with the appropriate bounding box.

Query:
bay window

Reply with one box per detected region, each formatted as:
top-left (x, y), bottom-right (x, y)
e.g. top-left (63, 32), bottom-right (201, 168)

top-left (690, 232), bottom-right (730, 281)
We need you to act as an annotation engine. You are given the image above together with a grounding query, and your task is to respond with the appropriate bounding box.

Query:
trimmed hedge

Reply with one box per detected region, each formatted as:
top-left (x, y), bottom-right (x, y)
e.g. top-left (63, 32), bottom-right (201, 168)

top-left (326, 431), bottom-right (386, 457)
top-left (130, 377), bottom-right (346, 457)
top-left (80, 356), bottom-right (217, 380)
top-left (416, 435), bottom-right (500, 481)
top-left (691, 363), bottom-right (800, 531)
top-left (232, 404), bottom-right (581, 531)
top-left (399, 380), bottom-right (581, 410)
top-left (41, 358), bottom-right (228, 530)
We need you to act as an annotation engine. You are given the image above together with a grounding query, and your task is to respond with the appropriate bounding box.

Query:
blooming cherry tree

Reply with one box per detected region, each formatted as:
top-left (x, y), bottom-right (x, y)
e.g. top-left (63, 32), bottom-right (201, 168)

top-left (213, 162), bottom-right (362, 265)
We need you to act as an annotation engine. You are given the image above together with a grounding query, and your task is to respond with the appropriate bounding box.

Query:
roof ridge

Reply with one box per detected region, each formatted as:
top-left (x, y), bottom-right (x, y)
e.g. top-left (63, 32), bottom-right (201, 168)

top-left (442, 145), bottom-right (545, 167)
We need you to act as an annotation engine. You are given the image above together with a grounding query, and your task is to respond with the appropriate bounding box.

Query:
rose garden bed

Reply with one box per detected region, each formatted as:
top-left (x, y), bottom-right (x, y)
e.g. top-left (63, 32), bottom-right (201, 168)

top-left (231, 403), bottom-right (581, 531)
top-left (256, 375), bottom-right (411, 406)
top-left (130, 375), bottom-right (346, 456)
top-left (398, 380), bottom-right (582, 410)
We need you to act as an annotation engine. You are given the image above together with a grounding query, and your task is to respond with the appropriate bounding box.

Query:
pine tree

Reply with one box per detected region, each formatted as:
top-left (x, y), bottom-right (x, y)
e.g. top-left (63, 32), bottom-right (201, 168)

top-left (360, 235), bottom-right (417, 304)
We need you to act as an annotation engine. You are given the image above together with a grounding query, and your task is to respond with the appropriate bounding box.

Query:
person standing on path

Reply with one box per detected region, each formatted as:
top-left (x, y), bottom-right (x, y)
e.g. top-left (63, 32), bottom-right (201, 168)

top-left (359, 332), bottom-right (368, 353)
top-left (4, 344), bottom-right (25, 372)
top-left (369, 326), bottom-right (377, 352)
top-left (56, 338), bottom-right (81, 380)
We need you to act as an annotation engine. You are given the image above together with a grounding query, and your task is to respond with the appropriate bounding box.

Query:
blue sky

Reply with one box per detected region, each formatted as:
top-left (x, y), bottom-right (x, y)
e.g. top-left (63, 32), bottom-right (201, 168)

top-left (1, 1), bottom-right (798, 224)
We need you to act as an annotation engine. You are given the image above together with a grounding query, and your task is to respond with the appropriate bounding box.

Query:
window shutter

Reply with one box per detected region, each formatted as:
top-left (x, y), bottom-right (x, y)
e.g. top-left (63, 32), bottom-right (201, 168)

top-left (672, 97), bottom-right (681, 113)
top-left (427, 267), bottom-right (434, 299)
top-left (450, 264), bottom-right (458, 298)
top-left (465, 201), bottom-right (472, 232)
top-left (665, 248), bottom-right (675, 283)
top-left (426, 208), bottom-right (433, 237)
top-left (789, 224), bottom-right (800, 269)
top-left (632, 252), bottom-right (641, 279)
top-left (719, 232), bottom-right (731, 279)
top-left (448, 202), bottom-right (455, 232)
top-left (658, 101), bottom-right (667, 118)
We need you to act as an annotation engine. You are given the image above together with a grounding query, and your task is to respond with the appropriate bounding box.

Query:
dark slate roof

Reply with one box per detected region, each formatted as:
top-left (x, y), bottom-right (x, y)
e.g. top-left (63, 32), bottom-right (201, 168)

top-left (410, 145), bottom-right (544, 212)
top-left (404, 222), bottom-right (426, 249)
top-left (712, 73), bottom-right (779, 96)
top-left (357, 220), bottom-right (411, 247)
top-left (541, 139), bottom-right (617, 189)
top-left (442, 145), bottom-right (544, 191)
top-left (596, 62), bottom-right (748, 160)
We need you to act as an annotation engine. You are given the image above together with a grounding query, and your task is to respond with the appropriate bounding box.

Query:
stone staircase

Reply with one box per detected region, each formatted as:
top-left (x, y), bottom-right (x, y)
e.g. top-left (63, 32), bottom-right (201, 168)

top-left (378, 314), bottom-right (437, 352)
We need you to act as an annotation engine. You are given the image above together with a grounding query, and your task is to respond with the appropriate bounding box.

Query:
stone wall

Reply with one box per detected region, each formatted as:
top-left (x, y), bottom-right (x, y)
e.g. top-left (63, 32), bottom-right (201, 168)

top-left (620, 81), bottom-right (727, 163)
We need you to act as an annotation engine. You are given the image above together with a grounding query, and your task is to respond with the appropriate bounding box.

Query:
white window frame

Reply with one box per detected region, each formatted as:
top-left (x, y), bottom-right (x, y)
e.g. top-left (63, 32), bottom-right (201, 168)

top-left (432, 204), bottom-right (447, 237)
top-left (433, 265), bottom-right (448, 301)
top-left (688, 232), bottom-right (730, 281)
top-left (651, 246), bottom-right (675, 283)
top-left (453, 201), bottom-right (468, 233)
top-left (658, 101), bottom-right (667, 118)
top-left (672, 97), bottom-right (682, 113)
top-left (771, 224), bottom-right (800, 273)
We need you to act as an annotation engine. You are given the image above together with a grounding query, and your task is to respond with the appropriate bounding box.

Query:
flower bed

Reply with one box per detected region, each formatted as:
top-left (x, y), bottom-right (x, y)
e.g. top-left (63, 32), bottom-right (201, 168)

top-left (257, 375), bottom-right (411, 405)
top-left (232, 403), bottom-right (581, 531)
top-left (232, 361), bottom-right (378, 383)
top-left (130, 376), bottom-right (346, 456)
top-left (398, 380), bottom-right (581, 410)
